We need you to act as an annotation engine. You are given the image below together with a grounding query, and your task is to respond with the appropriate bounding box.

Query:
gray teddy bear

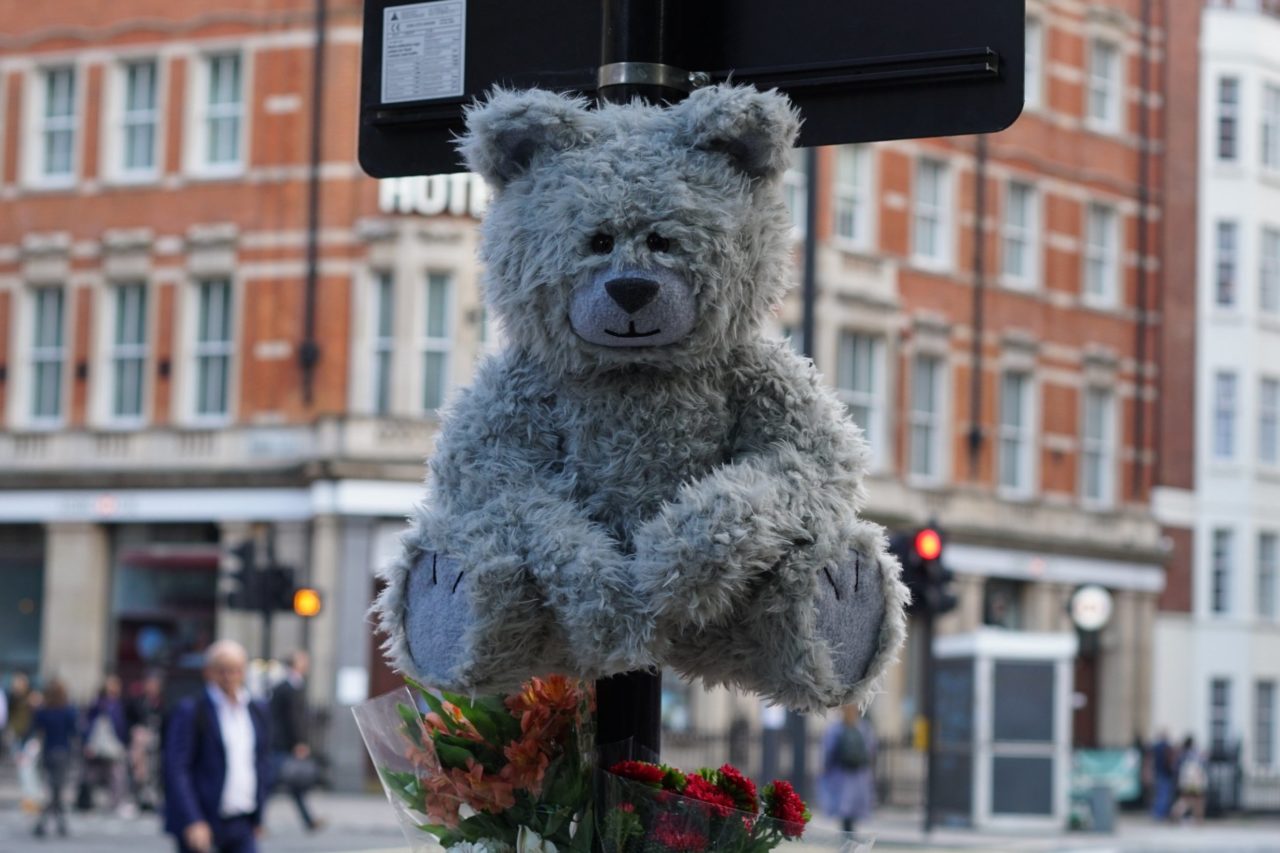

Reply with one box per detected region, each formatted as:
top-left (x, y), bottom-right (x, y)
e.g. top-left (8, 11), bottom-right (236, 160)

top-left (375, 84), bottom-right (908, 712)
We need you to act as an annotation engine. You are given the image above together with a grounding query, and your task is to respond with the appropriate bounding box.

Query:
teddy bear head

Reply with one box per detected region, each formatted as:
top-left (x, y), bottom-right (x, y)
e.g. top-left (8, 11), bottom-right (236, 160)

top-left (458, 84), bottom-right (801, 378)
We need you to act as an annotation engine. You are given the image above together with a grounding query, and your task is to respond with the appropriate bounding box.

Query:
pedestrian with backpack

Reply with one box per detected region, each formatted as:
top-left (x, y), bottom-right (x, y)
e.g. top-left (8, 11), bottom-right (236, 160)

top-left (818, 705), bottom-right (877, 835)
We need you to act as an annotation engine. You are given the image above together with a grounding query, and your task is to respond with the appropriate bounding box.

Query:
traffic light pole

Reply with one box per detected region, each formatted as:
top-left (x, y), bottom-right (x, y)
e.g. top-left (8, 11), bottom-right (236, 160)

top-left (922, 610), bottom-right (938, 834)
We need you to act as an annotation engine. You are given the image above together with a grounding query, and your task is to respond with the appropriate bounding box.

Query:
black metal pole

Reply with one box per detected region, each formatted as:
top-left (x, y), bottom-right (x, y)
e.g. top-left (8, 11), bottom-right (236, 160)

top-left (922, 612), bottom-right (937, 834)
top-left (261, 603), bottom-right (274, 665)
top-left (299, 0), bottom-right (327, 404)
top-left (966, 135), bottom-right (988, 477)
top-left (801, 146), bottom-right (819, 366)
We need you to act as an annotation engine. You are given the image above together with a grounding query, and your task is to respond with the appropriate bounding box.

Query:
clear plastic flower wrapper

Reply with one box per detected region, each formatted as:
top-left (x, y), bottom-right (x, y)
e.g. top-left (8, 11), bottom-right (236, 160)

top-left (598, 761), bottom-right (873, 853)
top-left (353, 676), bottom-right (596, 853)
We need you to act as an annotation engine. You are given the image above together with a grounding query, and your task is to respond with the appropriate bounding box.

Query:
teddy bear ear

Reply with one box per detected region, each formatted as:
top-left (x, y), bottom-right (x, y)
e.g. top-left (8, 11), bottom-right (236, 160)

top-left (456, 88), bottom-right (592, 189)
top-left (673, 84), bottom-right (802, 182)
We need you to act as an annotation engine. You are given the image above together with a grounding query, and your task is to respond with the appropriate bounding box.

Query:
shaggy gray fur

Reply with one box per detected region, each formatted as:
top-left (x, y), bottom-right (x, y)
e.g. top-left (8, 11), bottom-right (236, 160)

top-left (374, 84), bottom-right (909, 711)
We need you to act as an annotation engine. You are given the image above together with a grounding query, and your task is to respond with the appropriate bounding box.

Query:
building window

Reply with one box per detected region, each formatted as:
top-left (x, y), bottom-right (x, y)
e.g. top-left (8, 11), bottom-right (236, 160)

top-left (1216, 221), bottom-right (1238, 308)
top-left (1218, 77), bottom-right (1240, 162)
top-left (194, 279), bottom-right (233, 418)
top-left (1258, 681), bottom-right (1277, 769)
top-left (110, 283), bottom-right (148, 422)
top-left (913, 158), bottom-right (951, 267)
top-left (1211, 678), bottom-right (1232, 754)
top-left (1262, 228), bottom-right (1280, 315)
top-left (1087, 39), bottom-right (1122, 132)
top-left (200, 53), bottom-right (243, 170)
top-left (1214, 371), bottom-right (1238, 460)
top-left (834, 145), bottom-right (871, 248)
top-left (1084, 203), bottom-right (1118, 307)
top-left (782, 149), bottom-right (806, 236)
top-left (983, 578), bottom-right (1025, 630)
top-left (999, 372), bottom-right (1034, 495)
top-left (38, 66), bottom-right (77, 181)
top-left (1264, 84), bottom-right (1280, 171)
top-left (836, 332), bottom-right (884, 464)
top-left (1024, 17), bottom-right (1043, 110)
top-left (119, 59), bottom-right (159, 177)
top-left (1259, 532), bottom-right (1278, 621)
top-left (372, 271), bottom-right (395, 415)
top-left (1212, 528), bottom-right (1233, 615)
top-left (1002, 181), bottom-right (1039, 287)
top-left (1081, 387), bottom-right (1114, 505)
top-left (909, 354), bottom-right (945, 481)
top-left (30, 287), bottom-right (66, 422)
top-left (421, 272), bottom-right (451, 412)
top-left (1262, 378), bottom-right (1280, 466)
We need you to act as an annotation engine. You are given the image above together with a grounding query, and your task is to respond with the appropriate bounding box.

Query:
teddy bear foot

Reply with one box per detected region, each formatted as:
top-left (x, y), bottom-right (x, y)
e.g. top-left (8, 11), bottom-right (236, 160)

top-left (812, 548), bottom-right (888, 690)
top-left (402, 550), bottom-right (476, 687)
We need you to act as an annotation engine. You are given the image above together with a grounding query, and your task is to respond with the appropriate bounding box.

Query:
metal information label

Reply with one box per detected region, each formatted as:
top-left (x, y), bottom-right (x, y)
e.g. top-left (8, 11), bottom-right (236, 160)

top-left (381, 0), bottom-right (466, 104)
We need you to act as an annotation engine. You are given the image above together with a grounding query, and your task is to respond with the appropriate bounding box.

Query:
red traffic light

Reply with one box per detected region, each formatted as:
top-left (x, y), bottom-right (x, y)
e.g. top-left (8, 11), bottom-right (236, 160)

top-left (915, 528), bottom-right (943, 561)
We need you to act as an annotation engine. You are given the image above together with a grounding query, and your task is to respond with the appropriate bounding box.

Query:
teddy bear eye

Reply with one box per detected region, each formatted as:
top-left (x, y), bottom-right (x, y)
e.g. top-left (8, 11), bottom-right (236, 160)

top-left (646, 233), bottom-right (671, 253)
top-left (590, 233), bottom-right (615, 254)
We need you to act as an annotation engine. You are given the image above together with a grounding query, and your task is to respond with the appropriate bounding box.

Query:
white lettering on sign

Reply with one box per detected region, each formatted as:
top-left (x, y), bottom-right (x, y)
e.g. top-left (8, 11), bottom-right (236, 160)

top-left (378, 173), bottom-right (490, 219)
top-left (381, 0), bottom-right (466, 104)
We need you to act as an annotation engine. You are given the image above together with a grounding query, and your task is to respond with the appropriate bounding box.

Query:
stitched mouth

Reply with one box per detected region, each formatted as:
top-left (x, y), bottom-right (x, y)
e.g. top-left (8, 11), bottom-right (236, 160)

top-left (605, 321), bottom-right (661, 339)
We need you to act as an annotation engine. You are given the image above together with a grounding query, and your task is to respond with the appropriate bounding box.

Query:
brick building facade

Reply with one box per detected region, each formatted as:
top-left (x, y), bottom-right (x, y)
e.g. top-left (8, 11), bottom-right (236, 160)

top-left (0, 0), bottom-right (1175, 788)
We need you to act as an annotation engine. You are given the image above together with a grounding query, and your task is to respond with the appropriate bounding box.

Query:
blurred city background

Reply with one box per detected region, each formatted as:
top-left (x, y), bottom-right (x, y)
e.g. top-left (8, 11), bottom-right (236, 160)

top-left (2, 0), bottom-right (1280, 850)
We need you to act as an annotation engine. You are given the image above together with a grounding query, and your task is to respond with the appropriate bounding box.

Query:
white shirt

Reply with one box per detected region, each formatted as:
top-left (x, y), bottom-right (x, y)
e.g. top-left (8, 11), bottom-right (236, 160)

top-left (207, 686), bottom-right (257, 817)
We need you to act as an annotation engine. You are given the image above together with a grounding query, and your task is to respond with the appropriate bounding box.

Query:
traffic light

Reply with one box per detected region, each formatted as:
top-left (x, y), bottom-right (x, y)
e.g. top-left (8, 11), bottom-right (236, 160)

top-left (890, 525), bottom-right (958, 616)
top-left (293, 587), bottom-right (323, 618)
top-left (225, 540), bottom-right (261, 610)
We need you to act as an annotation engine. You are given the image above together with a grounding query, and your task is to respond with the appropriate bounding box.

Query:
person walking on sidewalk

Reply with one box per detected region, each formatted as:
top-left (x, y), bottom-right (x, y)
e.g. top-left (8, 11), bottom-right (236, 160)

top-left (269, 651), bottom-right (324, 833)
top-left (818, 705), bottom-right (877, 835)
top-left (1150, 729), bottom-right (1176, 821)
top-left (1170, 735), bottom-right (1208, 825)
top-left (164, 641), bottom-right (271, 853)
top-left (30, 680), bottom-right (78, 838)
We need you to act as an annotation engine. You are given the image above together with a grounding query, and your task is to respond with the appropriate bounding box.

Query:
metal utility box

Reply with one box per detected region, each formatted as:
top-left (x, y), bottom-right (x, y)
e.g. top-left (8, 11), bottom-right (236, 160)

top-left (932, 630), bottom-right (1078, 831)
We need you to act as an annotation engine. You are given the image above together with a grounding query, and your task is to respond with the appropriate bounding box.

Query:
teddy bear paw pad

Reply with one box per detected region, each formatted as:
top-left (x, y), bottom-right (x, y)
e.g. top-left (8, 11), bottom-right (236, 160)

top-left (403, 551), bottom-right (475, 685)
top-left (814, 548), bottom-right (886, 688)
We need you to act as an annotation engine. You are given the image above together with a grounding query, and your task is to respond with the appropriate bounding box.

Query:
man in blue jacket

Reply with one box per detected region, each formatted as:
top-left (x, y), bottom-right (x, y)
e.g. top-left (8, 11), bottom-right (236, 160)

top-left (164, 640), bottom-right (271, 853)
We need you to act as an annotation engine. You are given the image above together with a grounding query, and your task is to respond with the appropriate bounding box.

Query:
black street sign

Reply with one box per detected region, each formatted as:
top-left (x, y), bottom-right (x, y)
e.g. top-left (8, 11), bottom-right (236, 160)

top-left (359, 0), bottom-right (1025, 177)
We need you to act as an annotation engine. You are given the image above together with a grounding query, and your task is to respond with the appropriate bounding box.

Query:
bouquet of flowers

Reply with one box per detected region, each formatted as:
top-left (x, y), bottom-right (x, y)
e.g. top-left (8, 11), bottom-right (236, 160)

top-left (598, 760), bottom-right (816, 853)
top-left (354, 676), bottom-right (595, 853)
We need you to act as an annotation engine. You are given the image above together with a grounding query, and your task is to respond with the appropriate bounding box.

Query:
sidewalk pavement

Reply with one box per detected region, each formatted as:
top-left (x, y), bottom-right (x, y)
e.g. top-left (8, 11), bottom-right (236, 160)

top-left (6, 771), bottom-right (1280, 853)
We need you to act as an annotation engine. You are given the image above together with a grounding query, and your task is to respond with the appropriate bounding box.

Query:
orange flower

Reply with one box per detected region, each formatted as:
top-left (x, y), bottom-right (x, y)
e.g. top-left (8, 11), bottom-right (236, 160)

top-left (502, 736), bottom-right (551, 794)
top-left (450, 759), bottom-right (516, 814)
top-left (424, 706), bottom-right (483, 742)
top-left (420, 772), bottom-right (463, 828)
top-left (404, 738), bottom-right (440, 771)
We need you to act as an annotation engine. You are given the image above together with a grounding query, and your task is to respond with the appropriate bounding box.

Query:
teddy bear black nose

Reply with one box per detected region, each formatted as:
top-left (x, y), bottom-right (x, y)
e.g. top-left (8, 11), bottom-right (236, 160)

top-left (605, 278), bottom-right (660, 314)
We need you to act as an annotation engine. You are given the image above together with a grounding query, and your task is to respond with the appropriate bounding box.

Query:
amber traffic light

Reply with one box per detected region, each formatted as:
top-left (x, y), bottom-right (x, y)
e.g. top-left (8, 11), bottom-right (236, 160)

top-left (293, 587), bottom-right (322, 617)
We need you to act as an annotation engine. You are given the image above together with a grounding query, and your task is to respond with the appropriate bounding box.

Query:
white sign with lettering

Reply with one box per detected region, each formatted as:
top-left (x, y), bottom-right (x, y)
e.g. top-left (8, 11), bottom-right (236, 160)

top-left (381, 0), bottom-right (466, 104)
top-left (378, 173), bottom-right (490, 219)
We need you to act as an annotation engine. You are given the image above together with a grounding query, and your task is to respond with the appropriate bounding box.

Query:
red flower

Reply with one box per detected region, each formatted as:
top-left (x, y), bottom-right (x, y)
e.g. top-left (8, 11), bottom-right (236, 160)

top-left (619, 802), bottom-right (636, 814)
top-left (714, 764), bottom-right (758, 814)
top-left (651, 812), bottom-right (708, 852)
top-left (763, 780), bottom-right (810, 838)
top-left (609, 760), bottom-right (667, 787)
top-left (682, 775), bottom-right (737, 818)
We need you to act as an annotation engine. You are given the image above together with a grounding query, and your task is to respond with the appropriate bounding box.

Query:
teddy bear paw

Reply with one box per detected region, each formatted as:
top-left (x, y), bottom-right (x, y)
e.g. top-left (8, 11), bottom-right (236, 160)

top-left (813, 547), bottom-right (888, 690)
top-left (402, 550), bottom-right (477, 686)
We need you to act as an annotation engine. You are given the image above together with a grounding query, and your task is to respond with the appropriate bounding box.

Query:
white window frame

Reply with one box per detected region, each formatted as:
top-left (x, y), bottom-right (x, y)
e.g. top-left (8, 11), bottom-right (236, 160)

top-left (913, 158), bottom-right (952, 269)
top-left (1263, 82), bottom-right (1280, 172)
top-left (1083, 202), bottom-right (1119, 308)
top-left (420, 271), bottom-right (453, 413)
top-left (1257, 680), bottom-right (1276, 769)
top-left (1216, 220), bottom-right (1239, 308)
top-left (189, 278), bottom-right (235, 423)
top-left (1001, 181), bottom-right (1040, 289)
top-left (782, 149), bottom-right (807, 238)
top-left (1213, 370), bottom-right (1238, 461)
top-left (1259, 531), bottom-right (1278, 623)
top-left (26, 65), bottom-right (79, 187)
top-left (1260, 377), bottom-right (1280, 468)
top-left (107, 282), bottom-right (149, 426)
top-left (1217, 76), bottom-right (1241, 163)
top-left (1261, 227), bottom-right (1280, 316)
top-left (1212, 528), bottom-right (1233, 616)
top-left (999, 371), bottom-right (1037, 498)
top-left (1024, 16), bottom-right (1044, 111)
top-left (835, 331), bottom-right (886, 470)
top-left (372, 270), bottom-right (395, 416)
top-left (1081, 386), bottom-right (1115, 507)
top-left (188, 52), bottom-right (247, 177)
top-left (1086, 38), bottom-right (1123, 134)
top-left (28, 285), bottom-right (68, 427)
top-left (908, 352), bottom-right (948, 484)
top-left (107, 57), bottom-right (163, 183)
top-left (833, 145), bottom-right (873, 250)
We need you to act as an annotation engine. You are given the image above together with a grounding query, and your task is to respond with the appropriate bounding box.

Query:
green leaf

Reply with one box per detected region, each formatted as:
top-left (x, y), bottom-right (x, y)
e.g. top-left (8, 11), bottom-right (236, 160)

top-left (435, 733), bottom-right (505, 773)
top-left (396, 703), bottom-right (425, 747)
top-left (435, 741), bottom-right (477, 770)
